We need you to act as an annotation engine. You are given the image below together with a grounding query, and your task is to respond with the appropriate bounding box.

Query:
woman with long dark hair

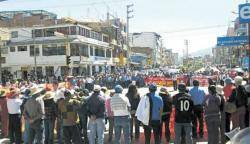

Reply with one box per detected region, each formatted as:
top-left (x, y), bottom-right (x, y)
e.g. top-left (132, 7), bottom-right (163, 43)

top-left (126, 83), bottom-right (141, 139)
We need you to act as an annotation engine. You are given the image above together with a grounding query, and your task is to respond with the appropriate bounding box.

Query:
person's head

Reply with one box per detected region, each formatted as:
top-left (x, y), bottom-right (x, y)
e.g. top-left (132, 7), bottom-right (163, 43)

top-left (234, 76), bottom-right (246, 86)
top-left (224, 77), bottom-right (233, 86)
top-left (115, 85), bottom-right (123, 93)
top-left (208, 85), bottom-right (216, 95)
top-left (178, 83), bottom-right (186, 92)
top-left (93, 85), bottom-right (101, 93)
top-left (64, 89), bottom-right (72, 100)
top-left (149, 83), bottom-right (157, 93)
top-left (128, 84), bottom-right (138, 95)
top-left (101, 87), bottom-right (108, 94)
top-left (193, 80), bottom-right (199, 87)
top-left (159, 87), bottom-right (168, 95)
top-left (82, 89), bottom-right (89, 97)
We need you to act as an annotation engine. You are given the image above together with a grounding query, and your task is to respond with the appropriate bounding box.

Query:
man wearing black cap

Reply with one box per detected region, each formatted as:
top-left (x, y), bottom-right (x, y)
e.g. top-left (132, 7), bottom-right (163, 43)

top-left (173, 83), bottom-right (194, 144)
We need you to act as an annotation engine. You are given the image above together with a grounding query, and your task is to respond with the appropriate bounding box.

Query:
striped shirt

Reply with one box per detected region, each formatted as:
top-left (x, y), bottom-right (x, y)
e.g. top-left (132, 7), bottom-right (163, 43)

top-left (110, 93), bottom-right (131, 117)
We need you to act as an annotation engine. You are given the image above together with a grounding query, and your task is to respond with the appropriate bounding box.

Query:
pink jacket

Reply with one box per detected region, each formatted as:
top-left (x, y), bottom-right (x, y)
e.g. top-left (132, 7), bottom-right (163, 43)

top-left (105, 98), bottom-right (113, 117)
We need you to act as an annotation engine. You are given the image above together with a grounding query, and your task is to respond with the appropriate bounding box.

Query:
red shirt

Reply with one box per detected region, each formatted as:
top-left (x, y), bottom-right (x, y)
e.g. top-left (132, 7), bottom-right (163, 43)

top-left (223, 84), bottom-right (235, 101)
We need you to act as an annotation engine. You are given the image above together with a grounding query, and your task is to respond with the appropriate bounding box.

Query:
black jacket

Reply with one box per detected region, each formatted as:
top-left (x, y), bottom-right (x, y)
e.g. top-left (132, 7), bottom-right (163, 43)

top-left (86, 92), bottom-right (106, 119)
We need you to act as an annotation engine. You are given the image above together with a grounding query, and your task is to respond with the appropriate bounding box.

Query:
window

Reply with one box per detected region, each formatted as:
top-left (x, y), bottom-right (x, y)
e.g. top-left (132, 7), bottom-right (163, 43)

top-left (80, 44), bottom-right (89, 57)
top-left (85, 29), bottom-right (90, 38)
top-left (90, 46), bottom-right (93, 56)
top-left (57, 44), bottom-right (66, 55)
top-left (0, 57), bottom-right (6, 64)
top-left (70, 26), bottom-right (76, 35)
top-left (103, 35), bottom-right (109, 43)
top-left (70, 43), bottom-right (80, 56)
top-left (30, 45), bottom-right (40, 56)
top-left (10, 47), bottom-right (15, 52)
top-left (95, 47), bottom-right (105, 57)
top-left (106, 49), bottom-right (111, 58)
top-left (42, 44), bottom-right (62, 56)
top-left (57, 27), bottom-right (69, 35)
top-left (11, 31), bottom-right (18, 38)
top-left (44, 28), bottom-right (55, 37)
top-left (18, 46), bottom-right (27, 51)
top-left (1, 47), bottom-right (8, 54)
top-left (33, 29), bottom-right (43, 37)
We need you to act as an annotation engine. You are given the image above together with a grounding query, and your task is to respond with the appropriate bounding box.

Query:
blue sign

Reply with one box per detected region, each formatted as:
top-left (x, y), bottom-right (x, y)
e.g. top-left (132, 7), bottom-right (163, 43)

top-left (239, 3), bottom-right (250, 23)
top-left (242, 56), bottom-right (250, 69)
top-left (217, 36), bottom-right (248, 46)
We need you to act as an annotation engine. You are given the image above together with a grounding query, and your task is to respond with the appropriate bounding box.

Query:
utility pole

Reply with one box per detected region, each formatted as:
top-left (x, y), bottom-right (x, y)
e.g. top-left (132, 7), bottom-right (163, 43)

top-left (32, 27), bottom-right (38, 81)
top-left (184, 39), bottom-right (189, 73)
top-left (126, 4), bottom-right (134, 68)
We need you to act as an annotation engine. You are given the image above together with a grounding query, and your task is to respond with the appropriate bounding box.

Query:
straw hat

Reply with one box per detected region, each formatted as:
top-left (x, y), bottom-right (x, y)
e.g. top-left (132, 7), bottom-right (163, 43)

top-left (159, 87), bottom-right (168, 94)
top-left (42, 91), bottom-right (55, 100)
top-left (29, 86), bottom-right (45, 97)
top-left (234, 76), bottom-right (247, 86)
top-left (94, 85), bottom-right (101, 92)
top-left (216, 85), bottom-right (224, 95)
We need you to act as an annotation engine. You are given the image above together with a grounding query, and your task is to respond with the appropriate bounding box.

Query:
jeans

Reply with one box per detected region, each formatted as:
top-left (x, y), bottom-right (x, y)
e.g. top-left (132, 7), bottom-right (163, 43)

top-left (206, 117), bottom-right (220, 144)
top-left (192, 105), bottom-right (204, 138)
top-left (23, 119), bottom-right (30, 144)
top-left (160, 114), bottom-right (171, 142)
top-left (114, 116), bottom-right (131, 144)
top-left (29, 119), bottom-right (44, 144)
top-left (143, 120), bottom-right (161, 144)
top-left (44, 119), bottom-right (55, 144)
top-left (174, 122), bottom-right (193, 144)
top-left (56, 118), bottom-right (63, 144)
top-left (88, 118), bottom-right (105, 144)
top-left (108, 117), bottom-right (114, 141)
top-left (130, 114), bottom-right (140, 139)
top-left (79, 115), bottom-right (88, 143)
top-left (232, 106), bottom-right (246, 129)
top-left (9, 114), bottom-right (22, 144)
top-left (63, 125), bottom-right (82, 144)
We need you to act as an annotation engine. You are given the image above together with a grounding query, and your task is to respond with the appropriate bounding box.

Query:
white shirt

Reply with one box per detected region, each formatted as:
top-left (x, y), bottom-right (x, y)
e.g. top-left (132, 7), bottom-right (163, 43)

top-left (7, 98), bottom-right (22, 114)
top-left (110, 93), bottom-right (131, 117)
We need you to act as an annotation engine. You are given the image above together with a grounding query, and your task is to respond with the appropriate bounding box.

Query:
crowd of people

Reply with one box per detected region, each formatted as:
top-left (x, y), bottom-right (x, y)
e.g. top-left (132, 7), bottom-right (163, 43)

top-left (0, 72), bottom-right (249, 144)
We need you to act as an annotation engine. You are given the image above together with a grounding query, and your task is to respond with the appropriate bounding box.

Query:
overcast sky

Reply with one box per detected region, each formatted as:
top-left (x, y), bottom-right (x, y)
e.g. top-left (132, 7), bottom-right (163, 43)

top-left (0, 0), bottom-right (248, 56)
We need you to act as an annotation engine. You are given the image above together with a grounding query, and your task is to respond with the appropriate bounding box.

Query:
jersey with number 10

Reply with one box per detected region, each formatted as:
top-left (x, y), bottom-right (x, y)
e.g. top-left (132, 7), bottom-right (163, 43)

top-left (173, 93), bottom-right (194, 123)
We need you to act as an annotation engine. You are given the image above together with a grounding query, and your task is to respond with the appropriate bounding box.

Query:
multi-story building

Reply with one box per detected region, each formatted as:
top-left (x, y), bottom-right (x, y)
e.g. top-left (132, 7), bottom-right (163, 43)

top-left (214, 17), bottom-right (249, 68)
top-left (130, 32), bottom-right (162, 67)
top-left (1, 11), bottom-right (113, 79)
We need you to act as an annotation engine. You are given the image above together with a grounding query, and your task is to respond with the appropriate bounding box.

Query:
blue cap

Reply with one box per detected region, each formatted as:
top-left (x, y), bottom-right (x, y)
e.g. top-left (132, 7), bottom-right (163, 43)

top-left (224, 78), bottom-right (233, 85)
top-left (149, 83), bottom-right (157, 91)
top-left (115, 85), bottom-right (123, 93)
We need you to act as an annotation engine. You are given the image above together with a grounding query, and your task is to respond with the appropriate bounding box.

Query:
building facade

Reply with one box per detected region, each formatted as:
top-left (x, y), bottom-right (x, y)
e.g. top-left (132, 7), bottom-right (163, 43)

top-left (2, 23), bottom-right (113, 79)
top-left (130, 32), bottom-right (162, 67)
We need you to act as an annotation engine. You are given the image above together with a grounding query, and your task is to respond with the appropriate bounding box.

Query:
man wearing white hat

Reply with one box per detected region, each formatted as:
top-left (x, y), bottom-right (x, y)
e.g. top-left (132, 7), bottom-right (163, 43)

top-left (228, 76), bottom-right (248, 130)
top-left (87, 85), bottom-right (106, 144)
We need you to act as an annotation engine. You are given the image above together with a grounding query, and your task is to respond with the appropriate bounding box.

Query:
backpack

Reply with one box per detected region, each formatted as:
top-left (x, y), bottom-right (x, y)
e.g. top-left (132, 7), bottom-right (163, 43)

top-left (205, 94), bottom-right (221, 114)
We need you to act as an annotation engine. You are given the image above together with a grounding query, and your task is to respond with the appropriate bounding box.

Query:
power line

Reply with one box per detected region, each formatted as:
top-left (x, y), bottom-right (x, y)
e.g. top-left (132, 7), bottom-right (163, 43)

top-left (16, 0), bottom-right (129, 9)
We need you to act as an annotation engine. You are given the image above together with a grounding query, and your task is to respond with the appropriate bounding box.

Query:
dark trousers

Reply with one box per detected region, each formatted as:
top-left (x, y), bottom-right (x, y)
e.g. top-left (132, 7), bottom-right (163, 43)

top-left (9, 114), bottom-right (22, 144)
top-left (173, 80), bottom-right (177, 91)
top-left (108, 117), bottom-right (114, 141)
top-left (44, 119), bottom-right (55, 144)
top-left (79, 115), bottom-right (88, 143)
top-left (160, 114), bottom-right (171, 142)
top-left (225, 112), bottom-right (231, 132)
top-left (130, 115), bottom-right (140, 139)
top-left (63, 125), bottom-right (82, 144)
top-left (29, 119), bottom-right (44, 144)
top-left (143, 120), bottom-right (161, 144)
top-left (192, 105), bottom-right (204, 138)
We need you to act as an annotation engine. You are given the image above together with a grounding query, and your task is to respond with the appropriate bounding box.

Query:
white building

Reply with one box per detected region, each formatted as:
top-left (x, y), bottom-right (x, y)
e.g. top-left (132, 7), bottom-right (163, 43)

top-left (2, 23), bottom-right (113, 79)
top-left (130, 32), bottom-right (162, 67)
